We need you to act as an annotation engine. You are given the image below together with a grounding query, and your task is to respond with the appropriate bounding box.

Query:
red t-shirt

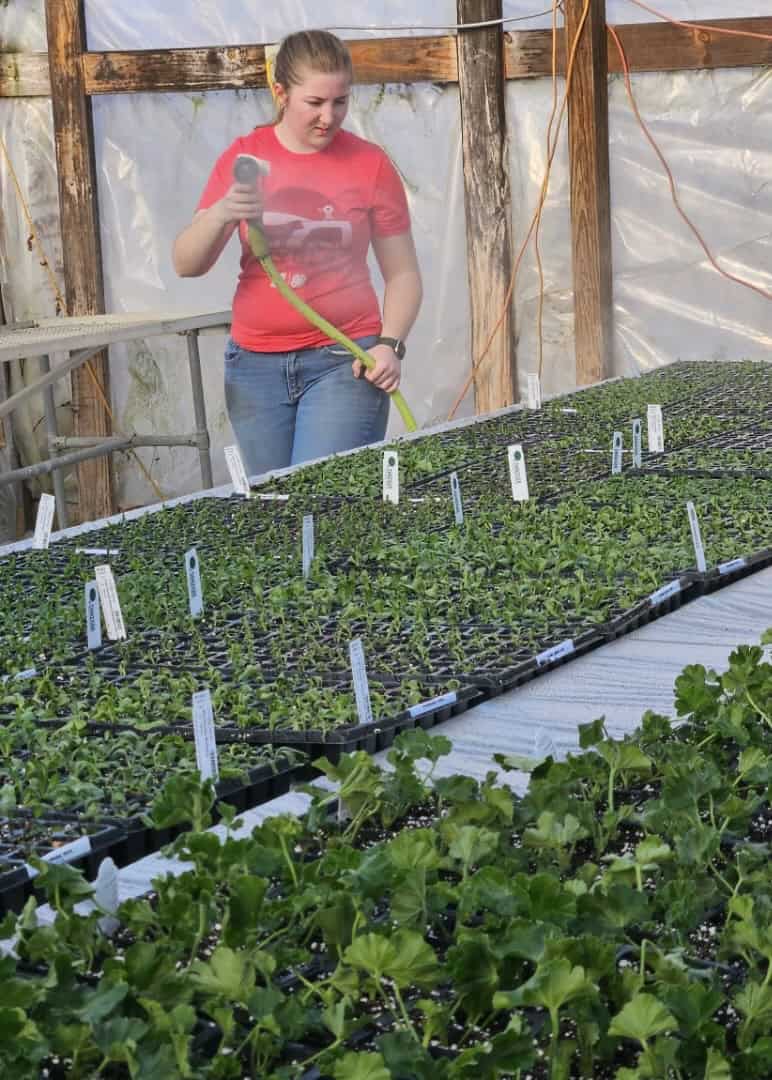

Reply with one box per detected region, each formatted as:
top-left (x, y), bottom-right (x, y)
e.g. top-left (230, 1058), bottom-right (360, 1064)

top-left (197, 125), bottom-right (411, 352)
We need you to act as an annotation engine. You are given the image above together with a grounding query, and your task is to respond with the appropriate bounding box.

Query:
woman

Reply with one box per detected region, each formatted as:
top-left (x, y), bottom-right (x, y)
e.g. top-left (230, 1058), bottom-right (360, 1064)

top-left (173, 29), bottom-right (422, 475)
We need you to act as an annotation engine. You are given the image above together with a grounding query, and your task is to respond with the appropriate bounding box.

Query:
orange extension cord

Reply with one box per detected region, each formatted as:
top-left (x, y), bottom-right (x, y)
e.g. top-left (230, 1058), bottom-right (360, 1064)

top-left (447, 0), bottom-right (772, 421)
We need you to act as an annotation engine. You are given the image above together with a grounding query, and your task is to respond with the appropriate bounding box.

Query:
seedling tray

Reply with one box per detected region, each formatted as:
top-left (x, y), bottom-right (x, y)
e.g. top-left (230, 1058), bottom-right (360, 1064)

top-left (0, 814), bottom-right (125, 915)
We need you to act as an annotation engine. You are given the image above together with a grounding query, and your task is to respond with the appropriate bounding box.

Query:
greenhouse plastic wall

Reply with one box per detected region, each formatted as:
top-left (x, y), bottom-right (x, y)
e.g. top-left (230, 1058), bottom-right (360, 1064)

top-left (1, 1), bottom-right (771, 514)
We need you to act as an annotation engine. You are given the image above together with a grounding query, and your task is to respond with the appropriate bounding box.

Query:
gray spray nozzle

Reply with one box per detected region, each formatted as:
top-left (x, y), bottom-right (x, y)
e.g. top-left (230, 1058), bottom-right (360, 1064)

top-left (233, 153), bottom-right (271, 185)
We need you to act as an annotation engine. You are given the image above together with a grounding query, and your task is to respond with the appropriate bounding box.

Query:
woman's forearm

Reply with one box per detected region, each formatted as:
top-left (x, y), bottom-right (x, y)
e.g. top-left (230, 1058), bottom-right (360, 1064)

top-left (172, 205), bottom-right (237, 278)
top-left (380, 268), bottom-right (423, 341)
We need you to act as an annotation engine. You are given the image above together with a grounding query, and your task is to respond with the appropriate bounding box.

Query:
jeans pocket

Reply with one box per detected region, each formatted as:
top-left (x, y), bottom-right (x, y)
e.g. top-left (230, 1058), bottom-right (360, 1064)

top-left (224, 338), bottom-right (242, 365)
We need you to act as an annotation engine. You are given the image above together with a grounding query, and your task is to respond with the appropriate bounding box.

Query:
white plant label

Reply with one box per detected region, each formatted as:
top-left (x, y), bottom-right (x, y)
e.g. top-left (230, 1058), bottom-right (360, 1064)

top-left (612, 432), bottom-right (623, 476)
top-left (192, 689), bottom-right (219, 782)
top-left (26, 835), bottom-right (93, 876)
top-left (349, 638), bottom-right (374, 726)
top-left (1, 667), bottom-right (38, 685)
top-left (32, 493), bottom-right (56, 550)
top-left (94, 857), bottom-right (120, 936)
top-left (632, 419), bottom-right (643, 469)
top-left (257, 493), bottom-right (290, 501)
top-left (382, 451), bottom-right (399, 505)
top-left (686, 501), bottom-right (707, 573)
top-left (302, 514), bottom-right (315, 579)
top-left (718, 557), bottom-right (747, 576)
top-left (508, 444), bottom-right (530, 502)
top-left (75, 548), bottom-right (119, 557)
top-left (408, 690), bottom-right (458, 720)
top-left (94, 565), bottom-right (126, 641)
top-left (450, 472), bottom-right (464, 525)
top-left (527, 374), bottom-right (542, 410)
top-left (649, 580), bottom-right (681, 606)
top-left (85, 580), bottom-right (102, 650)
top-left (536, 639), bottom-right (575, 667)
top-left (647, 404), bottom-right (664, 453)
top-left (185, 548), bottom-right (204, 618)
top-left (224, 444), bottom-right (251, 497)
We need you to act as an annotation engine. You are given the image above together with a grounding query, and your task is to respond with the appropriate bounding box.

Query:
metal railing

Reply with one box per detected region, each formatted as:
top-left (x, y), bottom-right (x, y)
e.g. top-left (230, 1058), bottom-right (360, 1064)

top-left (0, 310), bottom-right (230, 529)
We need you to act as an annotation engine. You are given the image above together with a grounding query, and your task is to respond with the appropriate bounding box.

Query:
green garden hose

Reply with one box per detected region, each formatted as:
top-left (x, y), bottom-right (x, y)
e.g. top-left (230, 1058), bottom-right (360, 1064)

top-left (234, 154), bottom-right (418, 433)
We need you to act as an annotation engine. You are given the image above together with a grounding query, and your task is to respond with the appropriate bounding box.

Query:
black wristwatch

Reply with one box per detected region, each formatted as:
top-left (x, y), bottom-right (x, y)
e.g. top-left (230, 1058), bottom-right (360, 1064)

top-left (376, 336), bottom-right (406, 360)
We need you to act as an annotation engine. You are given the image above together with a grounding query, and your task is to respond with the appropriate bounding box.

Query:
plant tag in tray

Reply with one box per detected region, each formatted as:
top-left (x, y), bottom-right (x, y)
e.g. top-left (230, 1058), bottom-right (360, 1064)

top-left (508, 444), bottom-right (530, 502)
top-left (647, 404), bottom-right (664, 453)
top-left (26, 835), bottom-right (93, 878)
top-left (349, 638), bottom-right (374, 726)
top-left (632, 418), bottom-right (642, 469)
top-left (185, 548), bottom-right (204, 618)
top-left (718, 557), bottom-right (747, 576)
top-left (649, 580), bottom-right (681, 606)
top-left (611, 431), bottom-right (623, 475)
top-left (85, 580), bottom-right (102, 650)
top-left (192, 689), bottom-right (219, 782)
top-left (686, 500), bottom-right (707, 572)
top-left (527, 373), bottom-right (542, 410)
top-left (536, 638), bottom-right (575, 667)
top-left (95, 857), bottom-right (120, 936)
top-left (382, 450), bottom-right (399, 505)
top-left (94, 565), bottom-right (126, 641)
top-left (224, 444), bottom-right (251, 497)
top-left (32, 493), bottom-right (55, 550)
top-left (1, 667), bottom-right (38, 685)
top-left (75, 548), bottom-right (120, 556)
top-left (408, 690), bottom-right (457, 720)
top-left (450, 472), bottom-right (464, 525)
top-left (302, 514), bottom-right (315, 579)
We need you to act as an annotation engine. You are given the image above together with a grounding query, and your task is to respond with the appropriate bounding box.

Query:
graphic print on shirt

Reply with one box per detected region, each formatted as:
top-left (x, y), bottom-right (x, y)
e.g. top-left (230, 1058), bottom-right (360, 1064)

top-left (253, 186), bottom-right (354, 290)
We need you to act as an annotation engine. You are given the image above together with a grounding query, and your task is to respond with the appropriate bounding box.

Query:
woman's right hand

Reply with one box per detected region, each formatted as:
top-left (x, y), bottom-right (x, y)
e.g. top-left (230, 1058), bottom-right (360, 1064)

top-left (215, 182), bottom-right (264, 227)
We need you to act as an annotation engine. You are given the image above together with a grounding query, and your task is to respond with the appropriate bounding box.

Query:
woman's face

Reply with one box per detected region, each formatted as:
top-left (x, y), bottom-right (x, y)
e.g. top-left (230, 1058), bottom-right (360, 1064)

top-left (276, 68), bottom-right (351, 153)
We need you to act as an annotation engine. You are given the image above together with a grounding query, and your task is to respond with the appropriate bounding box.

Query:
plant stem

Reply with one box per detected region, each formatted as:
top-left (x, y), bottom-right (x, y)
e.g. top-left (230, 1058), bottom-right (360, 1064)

top-left (278, 834), bottom-right (299, 889)
top-left (393, 983), bottom-right (421, 1043)
top-left (747, 690), bottom-right (772, 728)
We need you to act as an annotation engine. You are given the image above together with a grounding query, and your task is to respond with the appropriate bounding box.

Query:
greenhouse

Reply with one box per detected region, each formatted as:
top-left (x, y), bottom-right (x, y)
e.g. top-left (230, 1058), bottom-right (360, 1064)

top-left (0, 2), bottom-right (771, 1077)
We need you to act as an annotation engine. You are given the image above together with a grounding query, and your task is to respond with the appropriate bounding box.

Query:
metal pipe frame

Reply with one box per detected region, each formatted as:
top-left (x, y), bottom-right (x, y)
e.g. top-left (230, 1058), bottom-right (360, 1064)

top-left (0, 320), bottom-right (220, 509)
top-left (50, 434), bottom-right (203, 449)
top-left (185, 330), bottom-right (214, 489)
top-left (38, 354), bottom-right (69, 528)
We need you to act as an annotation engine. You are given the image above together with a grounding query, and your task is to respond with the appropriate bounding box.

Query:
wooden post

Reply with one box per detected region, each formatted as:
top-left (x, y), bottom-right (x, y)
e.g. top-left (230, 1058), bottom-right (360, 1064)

top-left (45, 0), bottom-right (113, 521)
top-left (565, 0), bottom-right (613, 385)
top-left (456, 0), bottom-right (517, 413)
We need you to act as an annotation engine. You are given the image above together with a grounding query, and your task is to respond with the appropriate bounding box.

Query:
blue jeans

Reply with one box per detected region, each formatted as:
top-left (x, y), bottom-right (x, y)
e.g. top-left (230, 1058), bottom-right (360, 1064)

top-left (223, 335), bottom-right (390, 475)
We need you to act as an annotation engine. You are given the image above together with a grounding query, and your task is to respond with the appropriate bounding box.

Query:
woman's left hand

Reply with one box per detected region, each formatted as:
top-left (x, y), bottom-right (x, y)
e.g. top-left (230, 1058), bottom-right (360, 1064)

top-left (352, 343), bottom-right (401, 393)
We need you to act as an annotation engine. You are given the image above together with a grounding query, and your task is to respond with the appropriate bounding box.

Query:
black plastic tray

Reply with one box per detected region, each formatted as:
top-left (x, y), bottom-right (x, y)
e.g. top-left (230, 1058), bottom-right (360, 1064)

top-left (0, 816), bottom-right (125, 915)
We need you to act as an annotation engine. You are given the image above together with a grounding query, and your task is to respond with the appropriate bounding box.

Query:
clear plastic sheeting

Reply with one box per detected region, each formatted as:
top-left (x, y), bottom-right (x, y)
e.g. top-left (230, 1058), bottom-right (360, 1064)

top-left (0, 94), bottom-right (74, 510)
top-left (1, 1), bottom-right (771, 513)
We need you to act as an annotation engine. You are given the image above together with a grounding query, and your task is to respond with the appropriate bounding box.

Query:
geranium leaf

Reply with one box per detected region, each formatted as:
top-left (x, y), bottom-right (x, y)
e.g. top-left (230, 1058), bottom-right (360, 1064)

top-left (608, 992), bottom-right (677, 1045)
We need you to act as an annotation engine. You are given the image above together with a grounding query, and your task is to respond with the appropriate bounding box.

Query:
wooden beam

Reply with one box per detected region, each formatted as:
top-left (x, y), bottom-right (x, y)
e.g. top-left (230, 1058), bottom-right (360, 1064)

top-left (505, 16), bottom-right (772, 78)
top-left (81, 36), bottom-right (458, 95)
top-left (3, 19), bottom-right (772, 98)
top-left (45, 0), bottom-right (113, 522)
top-left (565, 0), bottom-right (613, 387)
top-left (0, 53), bottom-right (50, 97)
top-left (457, 0), bottom-right (517, 414)
top-left (604, 15), bottom-right (772, 74)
